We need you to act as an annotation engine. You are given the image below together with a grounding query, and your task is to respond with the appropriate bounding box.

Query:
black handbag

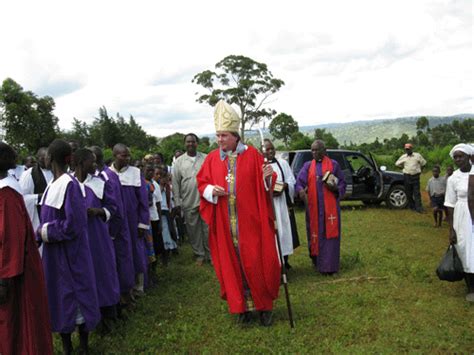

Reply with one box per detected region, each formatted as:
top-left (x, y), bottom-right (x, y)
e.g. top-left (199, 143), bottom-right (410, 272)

top-left (436, 244), bottom-right (465, 282)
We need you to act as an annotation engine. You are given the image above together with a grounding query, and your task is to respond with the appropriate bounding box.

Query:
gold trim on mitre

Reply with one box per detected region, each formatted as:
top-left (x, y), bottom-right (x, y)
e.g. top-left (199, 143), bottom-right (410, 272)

top-left (214, 100), bottom-right (240, 133)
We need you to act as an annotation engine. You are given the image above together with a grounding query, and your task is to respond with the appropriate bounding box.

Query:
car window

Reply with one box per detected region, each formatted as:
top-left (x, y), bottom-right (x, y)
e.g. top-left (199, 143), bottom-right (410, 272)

top-left (345, 153), bottom-right (373, 172)
top-left (327, 152), bottom-right (346, 169)
top-left (292, 151), bottom-right (313, 176)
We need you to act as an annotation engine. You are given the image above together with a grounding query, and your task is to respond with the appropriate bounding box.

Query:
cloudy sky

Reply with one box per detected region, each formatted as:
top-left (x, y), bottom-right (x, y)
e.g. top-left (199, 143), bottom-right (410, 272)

top-left (0, 0), bottom-right (472, 137)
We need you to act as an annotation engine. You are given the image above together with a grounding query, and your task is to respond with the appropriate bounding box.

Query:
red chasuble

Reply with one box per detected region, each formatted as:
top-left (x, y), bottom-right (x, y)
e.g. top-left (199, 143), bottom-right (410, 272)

top-left (0, 187), bottom-right (53, 355)
top-left (197, 146), bottom-right (280, 314)
top-left (307, 157), bottom-right (340, 256)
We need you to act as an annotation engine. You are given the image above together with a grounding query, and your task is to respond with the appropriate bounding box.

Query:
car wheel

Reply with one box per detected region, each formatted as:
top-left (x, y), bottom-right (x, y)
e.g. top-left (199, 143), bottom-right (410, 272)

top-left (386, 185), bottom-right (408, 209)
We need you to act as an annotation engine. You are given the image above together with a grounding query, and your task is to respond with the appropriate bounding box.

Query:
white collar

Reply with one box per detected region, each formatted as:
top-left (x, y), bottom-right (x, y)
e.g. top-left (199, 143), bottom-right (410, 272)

top-left (84, 174), bottom-right (105, 199)
top-left (111, 165), bottom-right (141, 187)
top-left (0, 175), bottom-right (22, 194)
top-left (40, 173), bottom-right (75, 209)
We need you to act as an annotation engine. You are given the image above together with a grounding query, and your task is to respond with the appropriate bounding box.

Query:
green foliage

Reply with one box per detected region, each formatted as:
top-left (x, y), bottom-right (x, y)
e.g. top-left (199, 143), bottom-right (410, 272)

top-left (268, 113), bottom-right (299, 148)
top-left (343, 118), bottom-right (473, 170)
top-left (60, 106), bottom-right (158, 151)
top-left (289, 131), bottom-right (312, 150)
top-left (157, 132), bottom-right (185, 165)
top-left (314, 128), bottom-right (339, 148)
top-left (0, 78), bottom-right (59, 151)
top-left (416, 116), bottom-right (429, 131)
top-left (192, 55), bottom-right (284, 141)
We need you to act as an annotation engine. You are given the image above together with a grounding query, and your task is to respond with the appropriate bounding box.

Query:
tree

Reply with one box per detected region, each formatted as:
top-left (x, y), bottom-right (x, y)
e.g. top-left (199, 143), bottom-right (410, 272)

top-left (416, 116), bottom-right (429, 132)
top-left (289, 131), bottom-right (312, 150)
top-left (0, 78), bottom-right (59, 151)
top-left (157, 132), bottom-right (185, 164)
top-left (314, 128), bottom-right (339, 148)
top-left (192, 55), bottom-right (284, 141)
top-left (268, 113), bottom-right (299, 148)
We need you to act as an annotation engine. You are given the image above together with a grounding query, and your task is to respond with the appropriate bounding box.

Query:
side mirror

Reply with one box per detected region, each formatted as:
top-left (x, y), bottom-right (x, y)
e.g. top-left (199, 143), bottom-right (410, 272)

top-left (380, 165), bottom-right (387, 172)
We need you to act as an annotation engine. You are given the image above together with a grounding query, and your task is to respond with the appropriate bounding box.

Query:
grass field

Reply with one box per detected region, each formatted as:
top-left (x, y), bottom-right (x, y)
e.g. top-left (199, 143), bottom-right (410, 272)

top-left (54, 176), bottom-right (474, 354)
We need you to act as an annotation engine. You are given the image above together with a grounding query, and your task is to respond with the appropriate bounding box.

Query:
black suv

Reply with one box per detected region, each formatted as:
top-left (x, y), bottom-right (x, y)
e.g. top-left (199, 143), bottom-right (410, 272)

top-left (278, 149), bottom-right (408, 209)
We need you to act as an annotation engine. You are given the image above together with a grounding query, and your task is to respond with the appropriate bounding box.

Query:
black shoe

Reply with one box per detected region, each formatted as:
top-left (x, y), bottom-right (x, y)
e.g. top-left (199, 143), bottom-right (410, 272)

top-left (237, 312), bottom-right (252, 325)
top-left (259, 311), bottom-right (273, 327)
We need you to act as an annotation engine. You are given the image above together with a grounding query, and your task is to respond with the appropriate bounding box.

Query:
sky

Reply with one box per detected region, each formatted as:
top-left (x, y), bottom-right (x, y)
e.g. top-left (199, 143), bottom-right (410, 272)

top-left (0, 0), bottom-right (472, 138)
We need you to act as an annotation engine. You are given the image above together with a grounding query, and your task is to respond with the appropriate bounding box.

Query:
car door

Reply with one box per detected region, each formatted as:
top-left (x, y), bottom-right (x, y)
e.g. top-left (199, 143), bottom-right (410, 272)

top-left (368, 152), bottom-right (384, 199)
top-left (344, 152), bottom-right (378, 198)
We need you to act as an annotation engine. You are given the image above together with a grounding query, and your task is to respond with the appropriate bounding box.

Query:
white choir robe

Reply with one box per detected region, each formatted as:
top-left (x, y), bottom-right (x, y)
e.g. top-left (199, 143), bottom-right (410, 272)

top-left (19, 167), bottom-right (53, 232)
top-left (270, 158), bottom-right (296, 257)
top-left (444, 167), bottom-right (474, 273)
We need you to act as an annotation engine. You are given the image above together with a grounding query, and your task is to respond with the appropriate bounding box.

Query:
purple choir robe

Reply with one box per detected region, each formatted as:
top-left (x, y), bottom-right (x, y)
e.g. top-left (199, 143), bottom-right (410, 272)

top-left (38, 173), bottom-right (100, 333)
top-left (110, 166), bottom-right (150, 276)
top-left (295, 159), bottom-right (346, 273)
top-left (100, 166), bottom-right (135, 294)
top-left (83, 175), bottom-right (120, 307)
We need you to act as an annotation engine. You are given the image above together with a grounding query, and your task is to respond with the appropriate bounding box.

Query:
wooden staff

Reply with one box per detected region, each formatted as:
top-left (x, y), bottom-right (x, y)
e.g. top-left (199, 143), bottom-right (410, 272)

top-left (256, 127), bottom-right (295, 329)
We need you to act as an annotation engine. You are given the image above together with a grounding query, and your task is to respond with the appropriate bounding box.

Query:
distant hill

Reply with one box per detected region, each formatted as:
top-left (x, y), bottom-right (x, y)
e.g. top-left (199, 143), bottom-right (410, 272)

top-left (202, 114), bottom-right (473, 146)
top-left (298, 114), bottom-right (473, 145)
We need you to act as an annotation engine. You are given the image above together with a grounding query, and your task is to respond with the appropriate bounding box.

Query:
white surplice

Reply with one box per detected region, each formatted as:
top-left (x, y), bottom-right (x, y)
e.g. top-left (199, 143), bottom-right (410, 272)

top-left (270, 158), bottom-right (295, 256)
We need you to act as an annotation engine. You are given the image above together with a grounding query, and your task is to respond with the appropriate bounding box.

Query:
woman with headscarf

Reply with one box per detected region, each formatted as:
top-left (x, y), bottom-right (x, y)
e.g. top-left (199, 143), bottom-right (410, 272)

top-left (444, 143), bottom-right (474, 302)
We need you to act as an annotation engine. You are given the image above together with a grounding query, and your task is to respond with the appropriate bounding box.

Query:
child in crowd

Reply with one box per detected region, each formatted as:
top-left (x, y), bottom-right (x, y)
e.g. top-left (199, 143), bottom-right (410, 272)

top-left (154, 166), bottom-right (178, 256)
top-left (426, 165), bottom-right (447, 227)
top-left (143, 164), bottom-right (161, 284)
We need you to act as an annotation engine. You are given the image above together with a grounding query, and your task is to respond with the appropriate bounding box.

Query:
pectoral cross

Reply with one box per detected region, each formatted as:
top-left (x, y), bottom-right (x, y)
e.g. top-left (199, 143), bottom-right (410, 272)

top-left (225, 173), bottom-right (234, 184)
top-left (328, 214), bottom-right (337, 225)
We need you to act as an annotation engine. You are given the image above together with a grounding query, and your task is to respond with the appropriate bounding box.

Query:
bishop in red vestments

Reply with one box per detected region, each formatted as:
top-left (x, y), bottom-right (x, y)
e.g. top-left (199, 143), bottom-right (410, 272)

top-left (196, 101), bottom-right (280, 327)
top-left (0, 142), bottom-right (53, 355)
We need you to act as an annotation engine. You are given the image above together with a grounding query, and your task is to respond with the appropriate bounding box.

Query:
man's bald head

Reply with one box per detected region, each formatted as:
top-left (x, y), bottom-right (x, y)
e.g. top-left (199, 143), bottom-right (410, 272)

top-left (113, 143), bottom-right (128, 154)
top-left (311, 140), bottom-right (326, 162)
top-left (113, 143), bottom-right (131, 170)
top-left (36, 147), bottom-right (48, 169)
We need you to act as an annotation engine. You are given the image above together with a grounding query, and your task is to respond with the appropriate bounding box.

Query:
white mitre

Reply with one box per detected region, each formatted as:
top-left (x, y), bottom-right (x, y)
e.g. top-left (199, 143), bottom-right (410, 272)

top-left (214, 100), bottom-right (240, 133)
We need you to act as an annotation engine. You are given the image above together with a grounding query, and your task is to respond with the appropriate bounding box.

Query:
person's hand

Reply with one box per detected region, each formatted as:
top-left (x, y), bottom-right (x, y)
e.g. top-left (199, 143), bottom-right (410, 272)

top-left (325, 182), bottom-right (339, 193)
top-left (299, 189), bottom-right (307, 203)
top-left (212, 185), bottom-right (228, 197)
top-left (449, 230), bottom-right (457, 244)
top-left (263, 164), bottom-right (273, 179)
top-left (173, 206), bottom-right (181, 216)
top-left (273, 190), bottom-right (283, 197)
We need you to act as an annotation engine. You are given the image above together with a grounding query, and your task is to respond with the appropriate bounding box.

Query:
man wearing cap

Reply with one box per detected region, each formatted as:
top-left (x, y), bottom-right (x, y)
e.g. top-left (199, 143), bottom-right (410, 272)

top-left (196, 100), bottom-right (281, 327)
top-left (396, 143), bottom-right (427, 212)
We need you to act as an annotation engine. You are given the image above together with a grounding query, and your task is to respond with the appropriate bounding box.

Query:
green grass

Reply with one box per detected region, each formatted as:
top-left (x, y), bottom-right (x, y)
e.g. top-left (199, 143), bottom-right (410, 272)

top-left (54, 176), bottom-right (474, 353)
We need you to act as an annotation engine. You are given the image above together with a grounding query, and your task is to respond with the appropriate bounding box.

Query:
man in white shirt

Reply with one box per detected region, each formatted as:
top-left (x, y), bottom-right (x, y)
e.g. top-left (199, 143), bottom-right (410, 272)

top-left (395, 143), bottom-right (426, 213)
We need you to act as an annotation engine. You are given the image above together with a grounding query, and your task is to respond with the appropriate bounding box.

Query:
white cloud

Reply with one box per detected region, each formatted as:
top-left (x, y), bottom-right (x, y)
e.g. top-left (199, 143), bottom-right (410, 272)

top-left (0, 0), bottom-right (471, 138)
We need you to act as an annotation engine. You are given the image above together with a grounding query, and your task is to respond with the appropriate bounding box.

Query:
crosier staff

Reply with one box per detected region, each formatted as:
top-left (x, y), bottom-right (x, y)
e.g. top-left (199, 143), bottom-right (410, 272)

top-left (253, 126), bottom-right (295, 329)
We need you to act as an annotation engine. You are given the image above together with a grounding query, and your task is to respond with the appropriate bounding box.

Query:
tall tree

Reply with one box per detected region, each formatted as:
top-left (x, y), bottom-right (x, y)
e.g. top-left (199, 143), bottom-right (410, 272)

top-left (0, 78), bottom-right (59, 151)
top-left (192, 55), bottom-right (284, 141)
top-left (314, 128), bottom-right (339, 148)
top-left (268, 113), bottom-right (299, 148)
